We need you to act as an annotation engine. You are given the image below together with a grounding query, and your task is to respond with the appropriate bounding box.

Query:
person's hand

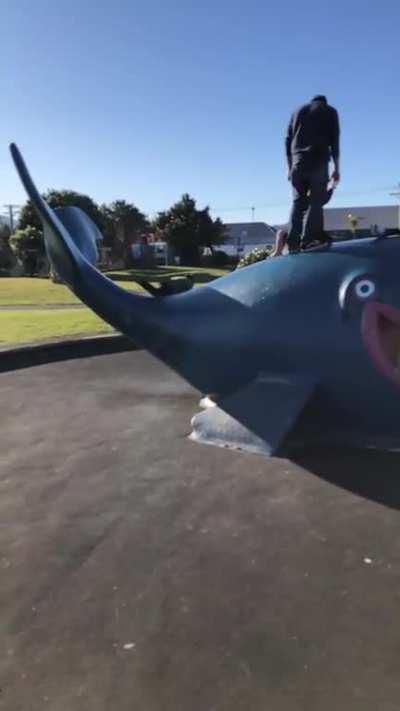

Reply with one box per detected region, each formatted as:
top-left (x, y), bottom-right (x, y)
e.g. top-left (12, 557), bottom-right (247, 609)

top-left (331, 169), bottom-right (340, 183)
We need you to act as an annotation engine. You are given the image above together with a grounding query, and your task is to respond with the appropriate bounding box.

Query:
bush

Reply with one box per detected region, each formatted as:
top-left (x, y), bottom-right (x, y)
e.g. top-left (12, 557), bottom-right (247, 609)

top-left (202, 249), bottom-right (229, 268)
top-left (236, 245), bottom-right (272, 269)
top-left (212, 250), bottom-right (229, 267)
top-left (9, 226), bottom-right (44, 276)
top-left (0, 224), bottom-right (14, 273)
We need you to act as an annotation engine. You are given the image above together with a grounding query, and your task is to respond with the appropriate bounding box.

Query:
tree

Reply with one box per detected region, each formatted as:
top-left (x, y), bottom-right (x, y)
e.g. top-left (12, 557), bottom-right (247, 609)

top-left (0, 224), bottom-right (13, 272)
top-left (153, 194), bottom-right (226, 265)
top-left (0, 224), bottom-right (10, 240)
top-left (18, 190), bottom-right (104, 232)
top-left (9, 226), bottom-right (44, 276)
top-left (197, 210), bottom-right (226, 254)
top-left (347, 213), bottom-right (359, 239)
top-left (101, 200), bottom-right (150, 264)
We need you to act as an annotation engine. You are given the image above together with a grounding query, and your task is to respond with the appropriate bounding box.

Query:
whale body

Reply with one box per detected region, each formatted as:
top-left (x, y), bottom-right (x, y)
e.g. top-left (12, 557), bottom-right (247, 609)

top-left (10, 143), bottom-right (400, 456)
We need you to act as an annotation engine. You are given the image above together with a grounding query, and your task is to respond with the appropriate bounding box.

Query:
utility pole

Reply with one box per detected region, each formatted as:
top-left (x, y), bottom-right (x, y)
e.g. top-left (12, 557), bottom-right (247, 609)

top-left (3, 204), bottom-right (21, 233)
top-left (251, 206), bottom-right (255, 221)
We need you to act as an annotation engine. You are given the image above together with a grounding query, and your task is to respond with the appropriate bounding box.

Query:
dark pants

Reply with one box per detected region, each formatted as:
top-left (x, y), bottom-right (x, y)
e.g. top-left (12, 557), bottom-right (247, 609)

top-left (287, 164), bottom-right (329, 251)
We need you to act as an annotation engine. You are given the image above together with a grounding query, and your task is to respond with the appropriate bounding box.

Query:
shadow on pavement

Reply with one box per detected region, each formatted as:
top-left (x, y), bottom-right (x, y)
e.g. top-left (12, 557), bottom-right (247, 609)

top-left (293, 446), bottom-right (400, 510)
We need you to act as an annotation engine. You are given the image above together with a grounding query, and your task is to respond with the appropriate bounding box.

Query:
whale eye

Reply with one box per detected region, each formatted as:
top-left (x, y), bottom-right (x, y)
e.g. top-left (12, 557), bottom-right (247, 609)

top-left (339, 273), bottom-right (379, 311)
top-left (354, 279), bottom-right (376, 300)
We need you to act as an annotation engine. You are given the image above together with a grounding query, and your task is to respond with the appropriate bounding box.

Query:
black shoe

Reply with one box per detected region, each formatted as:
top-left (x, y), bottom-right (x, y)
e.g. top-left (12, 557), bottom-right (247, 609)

top-left (302, 240), bottom-right (318, 250)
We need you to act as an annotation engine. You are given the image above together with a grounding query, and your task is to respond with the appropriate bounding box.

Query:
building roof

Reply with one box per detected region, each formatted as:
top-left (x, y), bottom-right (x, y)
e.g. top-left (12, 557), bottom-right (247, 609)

top-left (224, 221), bottom-right (276, 245)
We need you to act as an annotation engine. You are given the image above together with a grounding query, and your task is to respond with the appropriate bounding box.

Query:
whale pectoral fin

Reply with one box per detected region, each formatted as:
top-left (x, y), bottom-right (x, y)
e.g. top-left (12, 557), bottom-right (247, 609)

top-left (190, 374), bottom-right (317, 457)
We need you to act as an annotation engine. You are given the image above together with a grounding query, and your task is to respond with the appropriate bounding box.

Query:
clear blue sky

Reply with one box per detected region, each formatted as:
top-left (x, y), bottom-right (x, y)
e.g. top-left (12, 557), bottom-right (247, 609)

top-left (1, 0), bottom-right (399, 226)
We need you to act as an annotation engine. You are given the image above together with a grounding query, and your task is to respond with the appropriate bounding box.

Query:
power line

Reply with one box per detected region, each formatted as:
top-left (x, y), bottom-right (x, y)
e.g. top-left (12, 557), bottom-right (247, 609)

top-left (390, 183), bottom-right (400, 201)
top-left (208, 185), bottom-right (397, 216)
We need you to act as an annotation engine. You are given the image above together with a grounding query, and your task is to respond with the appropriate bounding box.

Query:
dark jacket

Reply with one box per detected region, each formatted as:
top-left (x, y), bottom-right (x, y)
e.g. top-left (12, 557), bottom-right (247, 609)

top-left (286, 99), bottom-right (340, 170)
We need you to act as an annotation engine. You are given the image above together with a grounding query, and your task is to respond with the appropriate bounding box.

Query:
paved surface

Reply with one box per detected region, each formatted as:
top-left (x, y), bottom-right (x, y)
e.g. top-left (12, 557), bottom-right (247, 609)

top-left (1, 352), bottom-right (400, 710)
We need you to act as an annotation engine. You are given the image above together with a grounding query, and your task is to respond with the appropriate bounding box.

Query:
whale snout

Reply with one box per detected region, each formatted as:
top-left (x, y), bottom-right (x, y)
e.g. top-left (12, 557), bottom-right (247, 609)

top-left (362, 301), bottom-right (400, 389)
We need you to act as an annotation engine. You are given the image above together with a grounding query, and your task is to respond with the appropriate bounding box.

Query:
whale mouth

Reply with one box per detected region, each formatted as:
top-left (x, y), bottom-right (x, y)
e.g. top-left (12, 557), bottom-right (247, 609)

top-left (362, 301), bottom-right (400, 388)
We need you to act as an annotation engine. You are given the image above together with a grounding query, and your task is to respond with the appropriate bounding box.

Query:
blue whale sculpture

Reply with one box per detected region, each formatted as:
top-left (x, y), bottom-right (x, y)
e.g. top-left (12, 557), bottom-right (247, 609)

top-left (10, 143), bottom-right (400, 457)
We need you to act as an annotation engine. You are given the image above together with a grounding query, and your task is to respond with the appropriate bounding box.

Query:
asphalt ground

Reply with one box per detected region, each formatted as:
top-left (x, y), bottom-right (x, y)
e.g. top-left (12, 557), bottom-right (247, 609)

top-left (1, 351), bottom-right (400, 710)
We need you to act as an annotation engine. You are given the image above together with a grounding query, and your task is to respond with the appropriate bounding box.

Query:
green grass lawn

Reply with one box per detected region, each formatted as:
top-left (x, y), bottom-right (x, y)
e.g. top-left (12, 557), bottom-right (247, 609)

top-left (0, 276), bottom-right (145, 306)
top-left (0, 309), bottom-right (112, 346)
top-left (0, 267), bottom-right (229, 345)
top-left (0, 267), bottom-right (228, 306)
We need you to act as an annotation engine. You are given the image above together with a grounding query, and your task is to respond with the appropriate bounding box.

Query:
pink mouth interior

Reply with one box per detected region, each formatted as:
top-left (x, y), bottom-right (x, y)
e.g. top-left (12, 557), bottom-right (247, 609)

top-left (362, 301), bottom-right (400, 388)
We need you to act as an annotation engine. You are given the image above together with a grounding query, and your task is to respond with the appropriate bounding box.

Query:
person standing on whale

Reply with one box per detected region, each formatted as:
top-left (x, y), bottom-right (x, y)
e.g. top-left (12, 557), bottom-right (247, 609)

top-left (285, 95), bottom-right (340, 252)
top-left (270, 178), bottom-right (337, 257)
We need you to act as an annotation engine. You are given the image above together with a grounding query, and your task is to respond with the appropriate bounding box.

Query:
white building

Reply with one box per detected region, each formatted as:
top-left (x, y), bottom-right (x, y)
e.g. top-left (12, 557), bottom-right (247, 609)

top-left (223, 222), bottom-right (276, 256)
top-left (324, 205), bottom-right (400, 239)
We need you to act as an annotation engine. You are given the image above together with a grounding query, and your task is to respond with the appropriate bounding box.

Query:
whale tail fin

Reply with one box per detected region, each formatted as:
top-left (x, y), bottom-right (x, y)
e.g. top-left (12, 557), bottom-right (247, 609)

top-left (9, 143), bottom-right (169, 339)
top-left (10, 142), bottom-right (100, 287)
